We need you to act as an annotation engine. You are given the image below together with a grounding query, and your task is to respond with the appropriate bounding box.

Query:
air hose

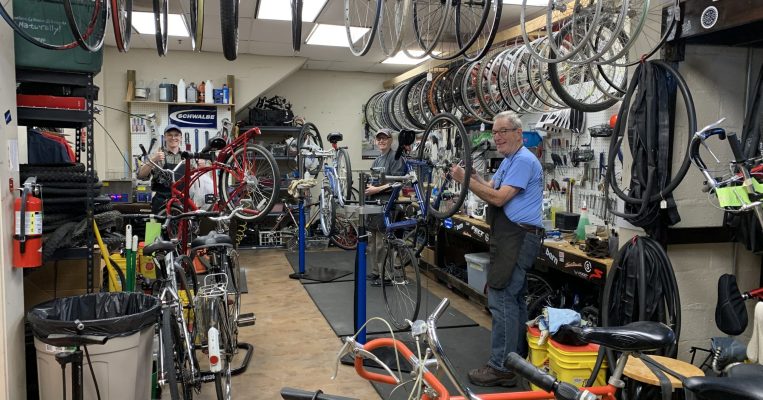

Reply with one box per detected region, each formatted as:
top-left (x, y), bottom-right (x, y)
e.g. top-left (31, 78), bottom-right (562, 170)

top-left (585, 236), bottom-right (681, 387)
top-left (605, 60), bottom-right (697, 239)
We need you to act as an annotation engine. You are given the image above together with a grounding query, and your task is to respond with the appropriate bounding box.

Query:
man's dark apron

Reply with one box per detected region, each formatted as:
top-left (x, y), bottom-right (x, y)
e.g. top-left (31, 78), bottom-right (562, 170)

top-left (151, 157), bottom-right (184, 214)
top-left (487, 204), bottom-right (527, 289)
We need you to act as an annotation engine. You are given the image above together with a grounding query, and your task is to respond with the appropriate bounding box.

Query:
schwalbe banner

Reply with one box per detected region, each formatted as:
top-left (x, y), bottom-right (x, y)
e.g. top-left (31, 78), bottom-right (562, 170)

top-left (168, 105), bottom-right (217, 128)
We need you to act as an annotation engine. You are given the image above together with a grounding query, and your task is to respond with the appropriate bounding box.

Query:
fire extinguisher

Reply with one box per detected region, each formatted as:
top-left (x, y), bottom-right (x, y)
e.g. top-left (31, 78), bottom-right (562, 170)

top-left (13, 178), bottom-right (43, 268)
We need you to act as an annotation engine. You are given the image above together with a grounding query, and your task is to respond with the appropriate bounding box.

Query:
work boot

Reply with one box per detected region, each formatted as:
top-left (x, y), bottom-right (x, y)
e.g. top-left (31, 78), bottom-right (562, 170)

top-left (468, 365), bottom-right (517, 387)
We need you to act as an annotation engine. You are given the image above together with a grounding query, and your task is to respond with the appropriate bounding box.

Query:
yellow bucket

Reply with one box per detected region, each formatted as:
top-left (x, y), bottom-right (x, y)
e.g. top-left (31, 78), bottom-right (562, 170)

top-left (547, 339), bottom-right (607, 388)
top-left (526, 326), bottom-right (550, 391)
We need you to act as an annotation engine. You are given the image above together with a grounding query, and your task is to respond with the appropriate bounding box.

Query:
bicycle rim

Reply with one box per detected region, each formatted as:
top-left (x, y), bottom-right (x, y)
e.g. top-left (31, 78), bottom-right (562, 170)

top-left (336, 148), bottom-right (353, 200)
top-left (213, 298), bottom-right (233, 400)
top-left (382, 244), bottom-right (420, 329)
top-left (224, 250), bottom-right (241, 349)
top-left (378, 0), bottom-right (411, 57)
top-left (298, 123), bottom-right (323, 178)
top-left (63, 0), bottom-right (108, 52)
top-left (219, 144), bottom-right (280, 221)
top-left (172, 308), bottom-right (196, 399)
top-left (345, 0), bottom-right (381, 56)
top-left (292, 0), bottom-right (302, 51)
top-left (602, 0), bottom-right (679, 67)
top-left (0, 2), bottom-right (81, 50)
top-left (154, 0), bottom-right (169, 56)
top-left (111, 0), bottom-right (132, 52)
top-left (161, 310), bottom-right (181, 400)
top-left (221, 0), bottom-right (239, 60)
top-left (190, 0), bottom-right (205, 51)
top-left (463, 0), bottom-right (503, 63)
top-left (319, 189), bottom-right (335, 237)
top-left (417, 113), bottom-right (471, 219)
top-left (330, 216), bottom-right (358, 250)
top-left (412, 0), bottom-right (450, 56)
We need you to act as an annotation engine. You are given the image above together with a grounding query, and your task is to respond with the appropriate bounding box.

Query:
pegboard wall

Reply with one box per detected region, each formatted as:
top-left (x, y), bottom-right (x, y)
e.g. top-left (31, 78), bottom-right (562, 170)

top-left (127, 102), bottom-right (233, 179)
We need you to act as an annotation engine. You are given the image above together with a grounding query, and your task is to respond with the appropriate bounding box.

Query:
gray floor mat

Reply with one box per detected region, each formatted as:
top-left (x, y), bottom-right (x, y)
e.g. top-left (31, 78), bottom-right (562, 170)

top-left (285, 250), bottom-right (363, 284)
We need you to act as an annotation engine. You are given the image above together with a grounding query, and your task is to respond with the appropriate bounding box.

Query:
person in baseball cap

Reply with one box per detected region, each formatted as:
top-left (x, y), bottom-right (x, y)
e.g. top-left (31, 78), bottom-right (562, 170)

top-left (137, 123), bottom-right (186, 213)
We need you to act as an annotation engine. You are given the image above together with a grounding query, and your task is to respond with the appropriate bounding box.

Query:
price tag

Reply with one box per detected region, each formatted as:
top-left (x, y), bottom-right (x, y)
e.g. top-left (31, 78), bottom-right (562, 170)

top-left (455, 109), bottom-right (463, 119)
top-left (660, 199), bottom-right (667, 209)
top-left (480, 123), bottom-right (485, 131)
top-left (426, 72), bottom-right (433, 81)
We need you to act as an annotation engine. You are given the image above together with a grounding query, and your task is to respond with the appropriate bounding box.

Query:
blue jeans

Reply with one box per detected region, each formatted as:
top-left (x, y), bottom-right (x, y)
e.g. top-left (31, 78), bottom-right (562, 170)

top-left (487, 232), bottom-right (541, 372)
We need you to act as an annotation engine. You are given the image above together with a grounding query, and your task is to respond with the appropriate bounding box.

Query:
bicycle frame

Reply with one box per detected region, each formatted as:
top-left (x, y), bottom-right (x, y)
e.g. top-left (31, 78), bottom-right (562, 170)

top-left (380, 158), bottom-right (441, 234)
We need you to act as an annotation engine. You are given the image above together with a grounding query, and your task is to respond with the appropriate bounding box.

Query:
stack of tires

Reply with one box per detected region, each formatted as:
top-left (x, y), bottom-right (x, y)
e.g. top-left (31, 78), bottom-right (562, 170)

top-left (20, 163), bottom-right (123, 258)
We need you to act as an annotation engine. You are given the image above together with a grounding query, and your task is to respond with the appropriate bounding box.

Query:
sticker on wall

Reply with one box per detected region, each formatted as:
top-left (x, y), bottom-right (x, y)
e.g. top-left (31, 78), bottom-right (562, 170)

top-left (8, 139), bottom-right (18, 172)
top-left (4, 110), bottom-right (11, 125)
top-left (168, 105), bottom-right (217, 128)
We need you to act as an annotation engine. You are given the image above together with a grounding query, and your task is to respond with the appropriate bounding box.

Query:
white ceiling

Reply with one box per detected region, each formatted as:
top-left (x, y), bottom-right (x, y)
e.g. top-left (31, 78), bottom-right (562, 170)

top-left (109, 0), bottom-right (545, 74)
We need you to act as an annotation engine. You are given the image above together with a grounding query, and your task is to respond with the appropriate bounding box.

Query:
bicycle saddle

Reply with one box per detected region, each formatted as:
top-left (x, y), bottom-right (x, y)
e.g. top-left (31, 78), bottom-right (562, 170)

top-left (201, 135), bottom-right (227, 152)
top-left (327, 132), bottom-right (343, 144)
top-left (554, 321), bottom-right (674, 352)
top-left (144, 240), bottom-right (177, 255)
top-left (191, 231), bottom-right (234, 250)
top-left (684, 371), bottom-right (763, 400)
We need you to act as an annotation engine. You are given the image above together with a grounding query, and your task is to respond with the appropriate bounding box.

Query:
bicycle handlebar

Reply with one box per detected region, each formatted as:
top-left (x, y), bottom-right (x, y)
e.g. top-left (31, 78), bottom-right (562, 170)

top-left (181, 151), bottom-right (217, 162)
top-left (504, 353), bottom-right (597, 400)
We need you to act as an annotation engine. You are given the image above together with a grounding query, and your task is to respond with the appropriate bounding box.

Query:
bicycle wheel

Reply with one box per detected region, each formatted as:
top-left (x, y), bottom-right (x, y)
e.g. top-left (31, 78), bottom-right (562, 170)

top-left (336, 148), bottom-right (353, 200)
top-left (220, 0), bottom-right (239, 60)
top-left (330, 215), bottom-right (358, 250)
top-left (319, 187), bottom-right (336, 237)
top-left (63, 0), bottom-right (108, 52)
top-left (291, 0), bottom-right (302, 51)
top-left (210, 297), bottom-right (233, 400)
top-left (161, 310), bottom-right (181, 400)
top-left (382, 243), bottom-right (420, 329)
top-left (223, 249), bottom-right (241, 350)
top-left (219, 144), bottom-right (280, 221)
top-left (525, 272), bottom-right (556, 319)
top-left (111, 0), bottom-right (132, 52)
top-left (190, 0), bottom-right (204, 51)
top-left (430, 0), bottom-right (491, 61)
top-left (463, 0), bottom-right (501, 62)
top-left (378, 0), bottom-right (410, 57)
top-left (162, 308), bottom-right (195, 399)
top-left (153, 0), bottom-right (168, 56)
top-left (344, 0), bottom-right (381, 56)
top-left (411, 0), bottom-right (449, 56)
top-left (416, 113), bottom-right (472, 220)
top-left (298, 123), bottom-right (323, 179)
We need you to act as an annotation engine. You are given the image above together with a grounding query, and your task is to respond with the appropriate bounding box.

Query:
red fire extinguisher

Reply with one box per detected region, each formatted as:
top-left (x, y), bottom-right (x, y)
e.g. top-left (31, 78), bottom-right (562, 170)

top-left (13, 178), bottom-right (43, 268)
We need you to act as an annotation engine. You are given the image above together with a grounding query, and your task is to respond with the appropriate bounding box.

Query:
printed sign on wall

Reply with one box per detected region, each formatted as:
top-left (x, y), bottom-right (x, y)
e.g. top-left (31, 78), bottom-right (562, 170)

top-left (168, 105), bottom-right (217, 128)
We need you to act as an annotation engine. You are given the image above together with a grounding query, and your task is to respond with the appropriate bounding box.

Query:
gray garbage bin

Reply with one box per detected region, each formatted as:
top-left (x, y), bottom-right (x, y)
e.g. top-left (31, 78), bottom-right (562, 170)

top-left (28, 292), bottom-right (161, 400)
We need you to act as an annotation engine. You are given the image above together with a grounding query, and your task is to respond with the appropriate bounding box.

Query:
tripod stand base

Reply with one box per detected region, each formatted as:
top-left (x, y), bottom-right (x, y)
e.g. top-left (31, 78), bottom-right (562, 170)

top-left (289, 268), bottom-right (351, 283)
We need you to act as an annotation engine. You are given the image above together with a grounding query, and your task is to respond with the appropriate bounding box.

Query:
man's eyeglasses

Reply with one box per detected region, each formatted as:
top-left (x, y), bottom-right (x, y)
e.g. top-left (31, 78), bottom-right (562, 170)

top-left (376, 137), bottom-right (391, 141)
top-left (492, 127), bottom-right (520, 136)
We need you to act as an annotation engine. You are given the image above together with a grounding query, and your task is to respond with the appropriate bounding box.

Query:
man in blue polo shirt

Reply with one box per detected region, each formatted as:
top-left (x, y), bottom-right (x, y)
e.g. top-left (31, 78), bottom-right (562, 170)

top-left (451, 111), bottom-right (544, 387)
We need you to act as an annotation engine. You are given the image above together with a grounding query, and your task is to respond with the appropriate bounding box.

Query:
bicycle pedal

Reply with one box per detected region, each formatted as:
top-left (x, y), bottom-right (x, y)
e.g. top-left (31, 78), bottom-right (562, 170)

top-left (237, 313), bottom-right (256, 327)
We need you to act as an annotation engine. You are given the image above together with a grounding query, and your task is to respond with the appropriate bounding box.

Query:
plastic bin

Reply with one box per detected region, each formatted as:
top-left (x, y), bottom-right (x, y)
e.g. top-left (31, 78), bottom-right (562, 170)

top-left (464, 252), bottom-right (490, 294)
top-left (526, 326), bottom-right (549, 391)
top-left (13, 0), bottom-right (104, 73)
top-left (547, 338), bottom-right (607, 388)
top-left (27, 293), bottom-right (160, 400)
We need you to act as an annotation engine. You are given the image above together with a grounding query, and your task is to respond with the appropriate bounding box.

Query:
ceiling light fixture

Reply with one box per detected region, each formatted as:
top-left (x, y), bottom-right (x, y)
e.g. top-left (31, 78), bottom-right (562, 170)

top-left (305, 24), bottom-right (370, 47)
top-left (257, 0), bottom-right (328, 22)
top-left (382, 50), bottom-right (432, 65)
top-left (132, 11), bottom-right (189, 37)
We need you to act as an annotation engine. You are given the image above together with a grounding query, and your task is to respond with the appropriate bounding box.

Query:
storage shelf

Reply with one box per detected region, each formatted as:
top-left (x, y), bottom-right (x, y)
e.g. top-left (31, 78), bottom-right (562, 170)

top-left (18, 107), bottom-right (90, 129)
top-left (127, 101), bottom-right (234, 107)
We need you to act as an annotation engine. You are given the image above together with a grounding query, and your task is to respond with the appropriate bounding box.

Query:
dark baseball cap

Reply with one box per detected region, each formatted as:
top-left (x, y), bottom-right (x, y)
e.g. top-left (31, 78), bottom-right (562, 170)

top-left (376, 128), bottom-right (393, 138)
top-left (164, 124), bottom-right (182, 134)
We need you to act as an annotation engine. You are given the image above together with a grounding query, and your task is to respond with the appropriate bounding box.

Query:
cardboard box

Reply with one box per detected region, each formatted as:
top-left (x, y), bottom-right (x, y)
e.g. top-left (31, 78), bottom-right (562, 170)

top-left (24, 255), bottom-right (103, 312)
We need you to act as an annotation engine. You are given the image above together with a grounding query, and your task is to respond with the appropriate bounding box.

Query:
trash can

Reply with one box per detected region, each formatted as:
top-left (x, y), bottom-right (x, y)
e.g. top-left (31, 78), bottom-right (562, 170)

top-left (27, 292), bottom-right (160, 400)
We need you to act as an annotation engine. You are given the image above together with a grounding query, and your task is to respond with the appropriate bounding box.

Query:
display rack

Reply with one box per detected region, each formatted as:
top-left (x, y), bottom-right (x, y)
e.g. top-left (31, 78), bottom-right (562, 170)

top-left (17, 68), bottom-right (98, 292)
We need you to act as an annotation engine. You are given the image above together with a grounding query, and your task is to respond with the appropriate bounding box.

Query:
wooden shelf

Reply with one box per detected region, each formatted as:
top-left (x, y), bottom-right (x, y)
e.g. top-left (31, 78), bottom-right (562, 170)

top-left (127, 101), bottom-right (235, 107)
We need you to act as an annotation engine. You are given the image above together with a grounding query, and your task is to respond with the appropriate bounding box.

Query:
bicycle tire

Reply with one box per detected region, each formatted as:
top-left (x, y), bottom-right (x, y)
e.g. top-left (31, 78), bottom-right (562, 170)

top-left (0, 2), bottom-right (83, 50)
top-left (153, 0), bottom-right (168, 56)
top-left (336, 148), bottom-right (353, 200)
top-left (416, 113), bottom-right (472, 220)
top-left (291, 0), bottom-right (302, 51)
top-left (22, 170), bottom-right (97, 183)
top-left (547, 54), bottom-right (619, 113)
top-left (212, 297), bottom-right (233, 400)
top-left (463, 0), bottom-right (501, 62)
top-left (219, 144), bottom-right (280, 221)
top-left (21, 163), bottom-right (86, 173)
top-left (224, 249), bottom-right (241, 349)
top-left (344, 0), bottom-right (381, 56)
top-left (402, 74), bottom-right (427, 130)
top-left (319, 189), bottom-right (336, 237)
top-left (430, 0), bottom-right (491, 61)
top-left (161, 310), bottom-right (182, 400)
top-left (190, 0), bottom-right (204, 51)
top-left (220, 0), bottom-right (239, 60)
top-left (381, 243), bottom-right (420, 330)
top-left (411, 0), bottom-right (449, 56)
top-left (111, 0), bottom-right (132, 52)
top-left (62, 0), bottom-right (108, 52)
top-left (378, 0), bottom-right (411, 57)
top-left (298, 122), bottom-right (323, 179)
top-left (329, 216), bottom-right (358, 250)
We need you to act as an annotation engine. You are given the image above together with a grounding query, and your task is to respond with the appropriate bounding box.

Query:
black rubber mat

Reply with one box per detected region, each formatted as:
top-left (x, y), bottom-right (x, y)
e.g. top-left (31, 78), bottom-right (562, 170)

top-left (285, 250), bottom-right (363, 284)
top-left (303, 280), bottom-right (478, 337)
top-left (363, 326), bottom-right (523, 398)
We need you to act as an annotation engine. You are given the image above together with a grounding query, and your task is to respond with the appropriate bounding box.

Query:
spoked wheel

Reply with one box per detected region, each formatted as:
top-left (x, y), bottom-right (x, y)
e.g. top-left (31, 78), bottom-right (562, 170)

top-left (463, 0), bottom-right (501, 62)
top-left (220, 0), bottom-right (239, 60)
top-left (190, 0), bottom-right (204, 51)
top-left (336, 148), bottom-right (353, 200)
top-left (430, 0), bottom-right (491, 61)
top-left (378, 0), bottom-right (411, 57)
top-left (381, 242), bottom-right (421, 329)
top-left (319, 187), bottom-right (336, 237)
top-left (63, 0), bottom-right (109, 52)
top-left (162, 308), bottom-right (197, 399)
top-left (223, 249), bottom-right (241, 350)
top-left (297, 123), bottom-right (323, 179)
top-left (291, 0), bottom-right (302, 51)
top-left (330, 215), bottom-right (358, 250)
top-left (153, 0), bottom-right (169, 56)
top-left (213, 302), bottom-right (233, 400)
top-left (111, 0), bottom-right (132, 52)
top-left (344, 0), bottom-right (381, 56)
top-left (525, 272), bottom-right (557, 319)
top-left (411, 0), bottom-right (450, 56)
top-left (416, 113), bottom-right (472, 220)
top-left (219, 144), bottom-right (280, 221)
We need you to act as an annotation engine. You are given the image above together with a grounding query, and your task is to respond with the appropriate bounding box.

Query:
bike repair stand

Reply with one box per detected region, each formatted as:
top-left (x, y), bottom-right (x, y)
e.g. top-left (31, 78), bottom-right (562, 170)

top-left (288, 182), bottom-right (351, 283)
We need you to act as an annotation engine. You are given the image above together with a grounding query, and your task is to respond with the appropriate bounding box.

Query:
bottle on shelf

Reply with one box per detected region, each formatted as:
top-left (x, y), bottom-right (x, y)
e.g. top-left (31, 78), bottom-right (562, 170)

top-left (177, 78), bottom-right (187, 103)
top-left (204, 80), bottom-right (214, 104)
top-left (159, 77), bottom-right (174, 102)
top-left (186, 82), bottom-right (197, 103)
top-left (222, 84), bottom-right (229, 104)
top-left (198, 81), bottom-right (206, 103)
top-left (575, 204), bottom-right (590, 241)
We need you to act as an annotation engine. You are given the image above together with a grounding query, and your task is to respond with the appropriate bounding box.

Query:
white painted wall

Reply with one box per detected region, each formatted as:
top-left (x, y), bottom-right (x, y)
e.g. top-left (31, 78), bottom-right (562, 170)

top-left (0, 0), bottom-right (27, 396)
top-left (262, 69), bottom-right (394, 171)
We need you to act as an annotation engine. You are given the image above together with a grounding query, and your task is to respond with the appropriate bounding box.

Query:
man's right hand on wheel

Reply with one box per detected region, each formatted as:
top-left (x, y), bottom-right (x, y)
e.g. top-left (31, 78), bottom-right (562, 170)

top-left (152, 150), bottom-right (165, 164)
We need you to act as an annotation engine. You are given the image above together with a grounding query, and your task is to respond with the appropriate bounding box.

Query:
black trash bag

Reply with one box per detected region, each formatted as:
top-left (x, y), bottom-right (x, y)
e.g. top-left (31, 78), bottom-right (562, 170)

top-left (715, 274), bottom-right (748, 336)
top-left (27, 292), bottom-right (160, 342)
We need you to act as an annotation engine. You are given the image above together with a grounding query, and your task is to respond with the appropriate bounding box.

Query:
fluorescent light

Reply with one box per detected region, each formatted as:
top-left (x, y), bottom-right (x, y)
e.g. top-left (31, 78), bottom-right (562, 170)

top-left (382, 50), bottom-right (432, 65)
top-left (257, 0), bottom-right (328, 22)
top-left (132, 12), bottom-right (189, 37)
top-left (305, 24), bottom-right (370, 47)
top-left (503, 0), bottom-right (548, 5)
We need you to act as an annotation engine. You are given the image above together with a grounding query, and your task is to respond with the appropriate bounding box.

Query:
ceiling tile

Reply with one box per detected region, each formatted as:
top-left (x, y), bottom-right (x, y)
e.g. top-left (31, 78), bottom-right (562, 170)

top-left (304, 60), bottom-right (333, 70)
top-left (250, 19), bottom-right (294, 43)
